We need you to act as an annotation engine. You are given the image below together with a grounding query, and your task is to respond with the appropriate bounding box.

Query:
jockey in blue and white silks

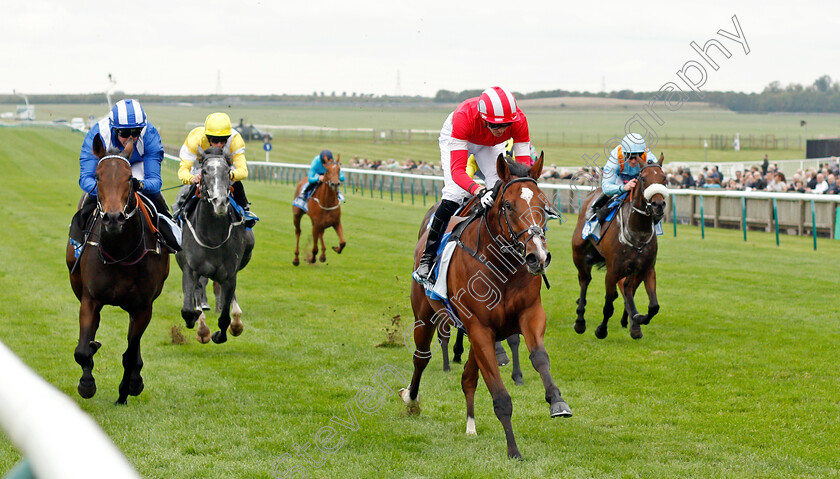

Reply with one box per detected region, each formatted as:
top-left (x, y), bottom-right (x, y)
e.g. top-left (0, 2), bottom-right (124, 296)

top-left (72, 99), bottom-right (180, 253)
top-left (79, 99), bottom-right (164, 197)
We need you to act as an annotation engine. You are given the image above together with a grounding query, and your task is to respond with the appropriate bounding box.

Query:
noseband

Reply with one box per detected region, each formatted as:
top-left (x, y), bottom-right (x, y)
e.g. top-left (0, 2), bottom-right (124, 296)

top-left (633, 163), bottom-right (668, 217)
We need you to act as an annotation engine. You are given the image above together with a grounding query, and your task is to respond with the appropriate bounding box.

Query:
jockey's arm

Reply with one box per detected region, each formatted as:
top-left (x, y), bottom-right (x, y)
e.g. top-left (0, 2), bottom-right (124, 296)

top-left (510, 118), bottom-right (532, 165)
top-left (178, 128), bottom-right (202, 185)
top-left (307, 156), bottom-right (323, 184)
top-left (601, 160), bottom-right (624, 196)
top-left (449, 141), bottom-right (483, 195)
top-left (79, 128), bottom-right (100, 195)
top-left (229, 135), bottom-right (248, 181)
top-left (138, 126), bottom-right (163, 194)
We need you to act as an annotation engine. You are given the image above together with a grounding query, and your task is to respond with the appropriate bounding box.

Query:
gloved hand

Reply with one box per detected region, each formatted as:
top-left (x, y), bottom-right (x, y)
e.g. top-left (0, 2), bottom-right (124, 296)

top-left (476, 187), bottom-right (495, 208)
top-left (130, 177), bottom-right (143, 192)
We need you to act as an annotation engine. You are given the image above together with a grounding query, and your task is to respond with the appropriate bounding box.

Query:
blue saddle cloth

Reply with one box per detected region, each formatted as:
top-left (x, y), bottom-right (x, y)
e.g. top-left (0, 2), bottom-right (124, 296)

top-left (293, 183), bottom-right (345, 213)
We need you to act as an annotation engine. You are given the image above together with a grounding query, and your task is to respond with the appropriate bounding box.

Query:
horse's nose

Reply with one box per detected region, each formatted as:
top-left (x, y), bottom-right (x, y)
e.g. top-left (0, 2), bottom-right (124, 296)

top-left (525, 248), bottom-right (549, 275)
top-left (212, 197), bottom-right (228, 216)
top-left (102, 211), bottom-right (125, 232)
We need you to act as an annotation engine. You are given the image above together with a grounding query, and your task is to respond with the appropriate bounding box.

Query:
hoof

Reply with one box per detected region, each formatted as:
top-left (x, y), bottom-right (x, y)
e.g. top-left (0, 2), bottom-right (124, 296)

top-left (550, 399), bottom-right (573, 418)
top-left (318, 256), bottom-right (326, 263)
top-left (129, 378), bottom-right (144, 396)
top-left (443, 365), bottom-right (450, 372)
top-left (77, 378), bottom-right (96, 399)
top-left (114, 398), bottom-right (127, 406)
top-left (211, 331), bottom-right (227, 344)
top-left (199, 301), bottom-right (211, 311)
top-left (512, 373), bottom-right (524, 386)
top-left (292, 258), bottom-right (300, 266)
top-left (508, 450), bottom-right (523, 460)
top-left (229, 322), bottom-right (244, 337)
top-left (399, 388), bottom-right (420, 416)
top-left (574, 320), bottom-right (586, 334)
top-left (182, 310), bottom-right (198, 329)
top-left (196, 314), bottom-right (211, 343)
top-left (630, 327), bottom-right (643, 340)
top-left (594, 325), bottom-right (608, 339)
top-left (453, 356), bottom-right (462, 364)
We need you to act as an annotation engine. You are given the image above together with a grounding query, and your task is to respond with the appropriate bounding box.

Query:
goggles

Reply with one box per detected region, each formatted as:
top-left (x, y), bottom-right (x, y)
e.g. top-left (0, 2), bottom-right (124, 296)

top-left (487, 122), bottom-right (512, 130)
top-left (207, 135), bottom-right (230, 144)
top-left (117, 127), bottom-right (143, 138)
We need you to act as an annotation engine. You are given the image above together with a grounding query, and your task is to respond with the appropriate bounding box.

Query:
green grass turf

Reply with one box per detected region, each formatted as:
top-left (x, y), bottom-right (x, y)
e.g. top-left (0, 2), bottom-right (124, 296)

top-left (1, 127), bottom-right (839, 478)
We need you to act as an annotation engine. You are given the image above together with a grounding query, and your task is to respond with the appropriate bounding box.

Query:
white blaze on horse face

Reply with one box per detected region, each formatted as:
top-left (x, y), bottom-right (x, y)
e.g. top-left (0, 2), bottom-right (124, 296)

top-left (520, 187), bottom-right (534, 203)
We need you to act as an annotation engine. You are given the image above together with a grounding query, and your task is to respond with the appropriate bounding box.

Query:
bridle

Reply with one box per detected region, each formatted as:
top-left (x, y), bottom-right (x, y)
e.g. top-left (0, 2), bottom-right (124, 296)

top-left (184, 155), bottom-right (244, 249)
top-left (491, 177), bottom-right (551, 259)
top-left (95, 155), bottom-right (139, 220)
top-left (617, 162), bottom-right (667, 251)
top-left (312, 161), bottom-right (342, 210)
top-left (631, 163), bottom-right (667, 218)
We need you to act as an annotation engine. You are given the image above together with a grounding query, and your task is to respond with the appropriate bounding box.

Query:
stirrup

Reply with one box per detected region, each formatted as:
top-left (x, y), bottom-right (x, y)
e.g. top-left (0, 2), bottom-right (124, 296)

top-left (412, 264), bottom-right (432, 285)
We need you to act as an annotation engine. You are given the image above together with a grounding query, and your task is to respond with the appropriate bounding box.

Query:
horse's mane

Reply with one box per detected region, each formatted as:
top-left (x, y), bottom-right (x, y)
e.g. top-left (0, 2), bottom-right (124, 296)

top-left (490, 159), bottom-right (531, 197)
top-left (205, 146), bottom-right (224, 157)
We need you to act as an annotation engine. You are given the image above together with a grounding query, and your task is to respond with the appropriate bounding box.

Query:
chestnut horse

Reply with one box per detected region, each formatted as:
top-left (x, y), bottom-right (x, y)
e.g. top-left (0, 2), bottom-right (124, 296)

top-left (402, 154), bottom-right (571, 459)
top-left (292, 158), bottom-right (346, 265)
top-left (571, 154), bottom-right (668, 340)
top-left (65, 137), bottom-right (170, 404)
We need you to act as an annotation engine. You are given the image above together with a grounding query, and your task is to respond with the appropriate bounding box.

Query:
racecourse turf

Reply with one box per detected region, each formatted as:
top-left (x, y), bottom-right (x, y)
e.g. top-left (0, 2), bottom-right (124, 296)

top-left (0, 127), bottom-right (839, 478)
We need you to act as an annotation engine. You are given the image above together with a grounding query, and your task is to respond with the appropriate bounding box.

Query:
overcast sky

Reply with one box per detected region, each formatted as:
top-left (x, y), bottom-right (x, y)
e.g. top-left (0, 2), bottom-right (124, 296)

top-left (1, 0), bottom-right (837, 98)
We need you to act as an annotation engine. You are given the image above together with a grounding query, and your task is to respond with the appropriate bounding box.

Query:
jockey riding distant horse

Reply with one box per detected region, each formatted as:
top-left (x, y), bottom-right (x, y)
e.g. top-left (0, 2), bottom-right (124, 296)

top-left (571, 153), bottom-right (668, 339)
top-left (177, 146), bottom-right (255, 344)
top-left (65, 137), bottom-right (169, 404)
top-left (403, 154), bottom-right (571, 460)
top-left (292, 157), bottom-right (346, 265)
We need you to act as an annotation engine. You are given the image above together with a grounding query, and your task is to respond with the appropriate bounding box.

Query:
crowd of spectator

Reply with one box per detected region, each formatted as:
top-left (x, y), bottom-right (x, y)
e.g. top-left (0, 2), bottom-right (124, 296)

top-left (666, 156), bottom-right (840, 194)
top-left (348, 156), bottom-right (440, 173)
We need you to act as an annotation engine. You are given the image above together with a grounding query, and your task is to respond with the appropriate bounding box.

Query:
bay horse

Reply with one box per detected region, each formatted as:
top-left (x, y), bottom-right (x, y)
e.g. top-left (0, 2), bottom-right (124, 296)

top-left (402, 154), bottom-right (572, 460)
top-left (65, 137), bottom-right (170, 404)
top-left (571, 153), bottom-right (668, 340)
top-left (176, 146), bottom-right (255, 344)
top-left (292, 157), bottom-right (346, 265)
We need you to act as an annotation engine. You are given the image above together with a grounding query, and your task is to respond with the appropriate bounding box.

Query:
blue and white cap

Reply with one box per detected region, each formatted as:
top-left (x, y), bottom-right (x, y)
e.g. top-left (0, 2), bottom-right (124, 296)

top-left (620, 133), bottom-right (646, 154)
top-left (109, 99), bottom-right (147, 129)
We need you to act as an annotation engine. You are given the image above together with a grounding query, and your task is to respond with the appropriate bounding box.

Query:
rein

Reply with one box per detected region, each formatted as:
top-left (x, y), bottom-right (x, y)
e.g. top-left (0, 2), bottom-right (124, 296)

top-left (616, 164), bottom-right (666, 252)
top-left (89, 192), bottom-right (159, 265)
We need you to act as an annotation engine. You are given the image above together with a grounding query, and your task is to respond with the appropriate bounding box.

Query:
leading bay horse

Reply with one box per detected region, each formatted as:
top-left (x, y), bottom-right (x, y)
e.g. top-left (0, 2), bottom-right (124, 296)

top-left (292, 157), bottom-right (346, 265)
top-left (402, 154), bottom-right (571, 460)
top-left (177, 146), bottom-right (255, 344)
top-left (571, 154), bottom-right (668, 340)
top-left (65, 137), bottom-right (170, 404)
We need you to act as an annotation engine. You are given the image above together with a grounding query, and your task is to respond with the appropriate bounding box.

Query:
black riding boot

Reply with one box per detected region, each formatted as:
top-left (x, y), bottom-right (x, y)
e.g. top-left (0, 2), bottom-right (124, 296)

top-left (147, 192), bottom-right (182, 253)
top-left (591, 193), bottom-right (610, 222)
top-left (412, 199), bottom-right (459, 284)
top-left (232, 181), bottom-right (257, 227)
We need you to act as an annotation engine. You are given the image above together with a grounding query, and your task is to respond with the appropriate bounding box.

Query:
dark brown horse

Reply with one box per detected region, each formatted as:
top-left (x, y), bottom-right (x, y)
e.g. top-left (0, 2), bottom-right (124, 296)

top-left (571, 154), bottom-right (668, 340)
top-left (402, 154), bottom-right (571, 460)
top-left (65, 137), bottom-right (170, 404)
top-left (292, 158), bottom-right (346, 265)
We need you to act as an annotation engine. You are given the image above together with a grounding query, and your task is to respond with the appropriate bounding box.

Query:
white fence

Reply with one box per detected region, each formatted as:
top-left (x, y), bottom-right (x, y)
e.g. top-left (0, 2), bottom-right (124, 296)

top-left (0, 340), bottom-right (141, 479)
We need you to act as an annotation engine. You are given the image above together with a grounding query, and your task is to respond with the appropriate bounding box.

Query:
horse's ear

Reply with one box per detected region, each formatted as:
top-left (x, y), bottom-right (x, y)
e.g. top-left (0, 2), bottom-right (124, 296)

top-left (121, 138), bottom-right (135, 159)
top-left (529, 151), bottom-right (544, 180)
top-left (196, 145), bottom-right (206, 162)
top-left (659, 152), bottom-right (665, 165)
top-left (336, 153), bottom-right (341, 163)
top-left (497, 154), bottom-right (510, 183)
top-left (92, 134), bottom-right (105, 159)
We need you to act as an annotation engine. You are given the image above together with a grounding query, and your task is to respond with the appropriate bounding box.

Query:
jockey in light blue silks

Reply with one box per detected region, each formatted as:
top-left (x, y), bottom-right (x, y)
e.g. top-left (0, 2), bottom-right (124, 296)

top-left (592, 133), bottom-right (649, 222)
top-left (292, 150), bottom-right (346, 211)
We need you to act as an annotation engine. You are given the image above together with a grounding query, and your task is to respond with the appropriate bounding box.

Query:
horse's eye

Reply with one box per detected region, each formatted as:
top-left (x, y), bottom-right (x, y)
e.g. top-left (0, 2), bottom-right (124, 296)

top-left (505, 201), bottom-right (513, 211)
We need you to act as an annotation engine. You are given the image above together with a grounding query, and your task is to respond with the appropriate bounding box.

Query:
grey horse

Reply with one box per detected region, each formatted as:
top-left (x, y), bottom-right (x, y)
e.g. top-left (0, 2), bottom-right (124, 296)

top-left (176, 146), bottom-right (255, 344)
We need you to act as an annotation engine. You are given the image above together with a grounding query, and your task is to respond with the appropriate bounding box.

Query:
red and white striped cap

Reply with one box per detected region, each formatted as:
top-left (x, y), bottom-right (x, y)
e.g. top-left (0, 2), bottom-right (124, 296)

top-left (477, 86), bottom-right (519, 124)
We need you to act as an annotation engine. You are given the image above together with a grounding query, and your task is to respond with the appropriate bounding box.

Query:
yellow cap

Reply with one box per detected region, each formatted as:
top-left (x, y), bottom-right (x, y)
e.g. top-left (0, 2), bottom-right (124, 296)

top-left (204, 112), bottom-right (232, 137)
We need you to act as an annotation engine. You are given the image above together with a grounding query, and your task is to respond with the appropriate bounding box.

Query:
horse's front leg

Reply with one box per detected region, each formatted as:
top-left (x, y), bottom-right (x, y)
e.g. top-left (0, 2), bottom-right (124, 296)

top-left (211, 279), bottom-right (236, 344)
top-left (180, 264), bottom-right (200, 329)
top-left (452, 329), bottom-right (465, 363)
top-left (572, 251), bottom-right (592, 334)
top-left (595, 269), bottom-right (621, 339)
top-left (117, 304), bottom-right (152, 405)
top-left (621, 275), bottom-right (644, 339)
top-left (519, 305), bottom-right (572, 419)
top-left (332, 221), bottom-right (346, 254)
top-left (75, 296), bottom-right (103, 399)
top-left (196, 276), bottom-right (210, 311)
top-left (308, 226), bottom-right (321, 264)
top-left (318, 228), bottom-right (327, 263)
top-left (229, 292), bottom-right (243, 337)
top-left (469, 326), bottom-right (522, 459)
top-left (438, 320), bottom-right (451, 372)
top-left (639, 268), bottom-right (659, 325)
top-left (400, 296), bottom-right (440, 415)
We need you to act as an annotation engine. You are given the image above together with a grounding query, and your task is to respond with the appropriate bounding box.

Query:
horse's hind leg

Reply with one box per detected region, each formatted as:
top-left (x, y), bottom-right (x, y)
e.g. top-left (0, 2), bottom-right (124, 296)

top-left (439, 321), bottom-right (451, 372)
top-left (117, 305), bottom-right (152, 404)
top-left (508, 334), bottom-right (523, 386)
top-left (196, 276), bottom-right (210, 311)
top-left (331, 221), bottom-right (346, 254)
top-left (572, 248), bottom-right (592, 334)
top-left (293, 211), bottom-right (303, 266)
top-left (229, 293), bottom-right (244, 337)
top-left (461, 348), bottom-right (479, 435)
top-left (75, 296), bottom-right (103, 399)
top-left (453, 329), bottom-right (465, 363)
top-left (595, 270), bottom-right (621, 340)
top-left (400, 296), bottom-right (440, 415)
top-left (495, 341), bottom-right (510, 366)
top-left (211, 279), bottom-right (236, 344)
top-left (307, 226), bottom-right (321, 264)
top-left (180, 265), bottom-right (201, 329)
